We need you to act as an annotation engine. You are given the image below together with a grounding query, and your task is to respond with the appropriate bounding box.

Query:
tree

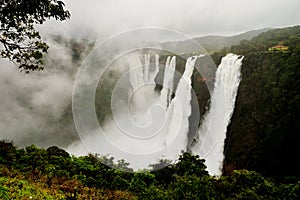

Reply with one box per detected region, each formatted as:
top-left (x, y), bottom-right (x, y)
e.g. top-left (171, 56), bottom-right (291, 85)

top-left (0, 140), bottom-right (16, 165)
top-left (0, 0), bottom-right (70, 72)
top-left (174, 152), bottom-right (209, 177)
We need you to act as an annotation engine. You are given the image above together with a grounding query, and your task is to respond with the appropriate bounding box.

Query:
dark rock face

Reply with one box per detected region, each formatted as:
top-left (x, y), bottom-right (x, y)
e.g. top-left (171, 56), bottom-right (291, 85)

top-left (224, 50), bottom-right (300, 178)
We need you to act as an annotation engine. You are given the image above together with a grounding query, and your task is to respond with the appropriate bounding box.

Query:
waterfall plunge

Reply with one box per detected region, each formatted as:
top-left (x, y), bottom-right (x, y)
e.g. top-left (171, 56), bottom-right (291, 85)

top-left (127, 55), bottom-right (198, 160)
top-left (165, 56), bottom-right (197, 156)
top-left (191, 53), bottom-right (243, 176)
top-left (160, 56), bottom-right (176, 110)
top-left (122, 54), bottom-right (198, 168)
top-left (68, 53), bottom-right (242, 173)
top-left (67, 54), bottom-right (198, 170)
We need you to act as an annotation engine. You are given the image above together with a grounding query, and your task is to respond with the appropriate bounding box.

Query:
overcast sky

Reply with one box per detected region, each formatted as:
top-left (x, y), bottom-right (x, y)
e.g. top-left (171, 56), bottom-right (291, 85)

top-left (45, 0), bottom-right (300, 39)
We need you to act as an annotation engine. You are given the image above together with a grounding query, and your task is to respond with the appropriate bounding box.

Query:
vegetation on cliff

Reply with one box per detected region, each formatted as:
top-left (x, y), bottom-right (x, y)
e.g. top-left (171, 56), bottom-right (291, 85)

top-left (223, 26), bottom-right (300, 178)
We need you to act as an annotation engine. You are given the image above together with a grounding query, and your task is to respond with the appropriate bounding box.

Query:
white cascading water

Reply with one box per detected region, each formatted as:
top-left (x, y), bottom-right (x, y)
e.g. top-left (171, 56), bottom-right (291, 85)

top-left (165, 56), bottom-right (197, 156)
top-left (67, 54), bottom-right (198, 170)
top-left (126, 54), bottom-right (197, 167)
top-left (68, 53), bottom-right (243, 173)
top-left (191, 53), bottom-right (243, 176)
top-left (160, 56), bottom-right (176, 110)
top-left (143, 55), bottom-right (150, 82)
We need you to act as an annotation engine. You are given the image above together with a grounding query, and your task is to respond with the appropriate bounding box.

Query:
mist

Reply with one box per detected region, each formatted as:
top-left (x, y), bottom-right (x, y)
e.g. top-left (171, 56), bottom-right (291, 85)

top-left (0, 36), bottom-right (78, 148)
top-left (0, 0), bottom-right (299, 157)
top-left (43, 0), bottom-right (300, 39)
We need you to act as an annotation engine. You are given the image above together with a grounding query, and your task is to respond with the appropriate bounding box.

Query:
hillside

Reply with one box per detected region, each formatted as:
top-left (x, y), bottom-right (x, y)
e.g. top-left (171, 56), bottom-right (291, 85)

top-left (161, 28), bottom-right (270, 53)
top-left (223, 26), bottom-right (300, 178)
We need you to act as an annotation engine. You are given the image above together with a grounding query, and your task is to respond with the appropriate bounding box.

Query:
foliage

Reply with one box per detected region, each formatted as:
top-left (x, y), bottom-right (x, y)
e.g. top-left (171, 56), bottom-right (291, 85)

top-left (230, 26), bottom-right (300, 55)
top-left (0, 141), bottom-right (299, 199)
top-left (0, 176), bottom-right (63, 199)
top-left (224, 26), bottom-right (300, 179)
top-left (0, 0), bottom-right (70, 71)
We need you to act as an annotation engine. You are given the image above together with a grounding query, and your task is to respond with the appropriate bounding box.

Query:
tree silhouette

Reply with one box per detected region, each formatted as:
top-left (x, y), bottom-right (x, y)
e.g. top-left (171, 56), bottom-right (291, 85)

top-left (0, 0), bottom-right (70, 72)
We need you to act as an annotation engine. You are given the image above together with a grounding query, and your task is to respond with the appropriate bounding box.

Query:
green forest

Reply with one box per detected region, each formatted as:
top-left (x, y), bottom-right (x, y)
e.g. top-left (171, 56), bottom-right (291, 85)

top-left (223, 26), bottom-right (300, 179)
top-left (1, 140), bottom-right (299, 199)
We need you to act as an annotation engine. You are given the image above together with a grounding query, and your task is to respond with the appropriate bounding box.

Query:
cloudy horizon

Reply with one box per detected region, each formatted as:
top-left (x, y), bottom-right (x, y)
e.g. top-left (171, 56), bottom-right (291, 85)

top-left (42, 0), bottom-right (300, 40)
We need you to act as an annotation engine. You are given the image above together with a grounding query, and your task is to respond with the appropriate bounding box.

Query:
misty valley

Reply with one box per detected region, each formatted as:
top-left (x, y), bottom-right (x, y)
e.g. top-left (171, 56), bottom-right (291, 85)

top-left (0, 1), bottom-right (300, 198)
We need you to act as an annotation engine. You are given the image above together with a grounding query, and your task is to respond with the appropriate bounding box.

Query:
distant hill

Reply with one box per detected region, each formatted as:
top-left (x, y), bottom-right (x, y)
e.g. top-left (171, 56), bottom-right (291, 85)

top-left (161, 28), bottom-right (271, 53)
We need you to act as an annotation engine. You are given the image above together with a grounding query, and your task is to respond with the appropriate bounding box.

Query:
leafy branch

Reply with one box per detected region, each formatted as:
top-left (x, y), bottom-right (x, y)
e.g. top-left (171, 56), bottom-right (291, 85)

top-left (0, 0), bottom-right (70, 72)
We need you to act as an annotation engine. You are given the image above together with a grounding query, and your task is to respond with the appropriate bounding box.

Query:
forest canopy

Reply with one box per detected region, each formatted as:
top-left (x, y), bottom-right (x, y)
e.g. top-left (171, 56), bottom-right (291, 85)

top-left (0, 0), bottom-right (70, 72)
top-left (0, 140), bottom-right (299, 199)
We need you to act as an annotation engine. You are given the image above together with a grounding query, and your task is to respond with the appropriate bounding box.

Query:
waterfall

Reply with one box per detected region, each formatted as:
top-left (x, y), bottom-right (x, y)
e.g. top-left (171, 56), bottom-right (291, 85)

top-left (124, 54), bottom-right (197, 166)
top-left (148, 54), bottom-right (160, 84)
top-left (68, 52), bottom-right (242, 172)
top-left (67, 54), bottom-right (198, 170)
top-left (191, 53), bottom-right (243, 176)
top-left (127, 55), bottom-right (147, 108)
top-left (165, 56), bottom-right (197, 157)
top-left (143, 55), bottom-right (150, 82)
top-left (160, 56), bottom-right (176, 110)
